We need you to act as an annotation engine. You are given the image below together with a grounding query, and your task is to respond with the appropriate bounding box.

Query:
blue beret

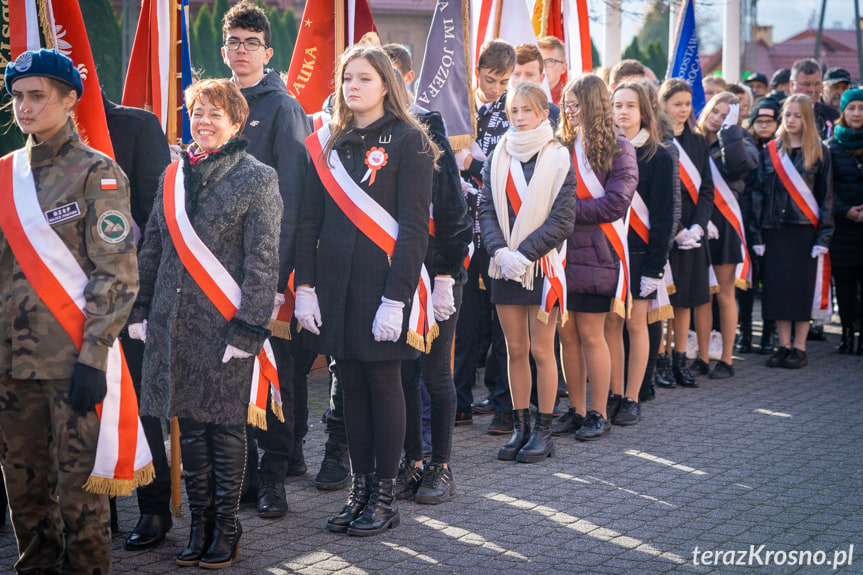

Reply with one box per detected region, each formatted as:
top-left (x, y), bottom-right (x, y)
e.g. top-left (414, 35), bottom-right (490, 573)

top-left (840, 88), bottom-right (863, 115)
top-left (4, 49), bottom-right (83, 99)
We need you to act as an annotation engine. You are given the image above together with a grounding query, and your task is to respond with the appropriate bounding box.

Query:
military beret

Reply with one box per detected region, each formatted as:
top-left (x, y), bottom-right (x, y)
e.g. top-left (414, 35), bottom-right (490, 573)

top-left (4, 49), bottom-right (83, 99)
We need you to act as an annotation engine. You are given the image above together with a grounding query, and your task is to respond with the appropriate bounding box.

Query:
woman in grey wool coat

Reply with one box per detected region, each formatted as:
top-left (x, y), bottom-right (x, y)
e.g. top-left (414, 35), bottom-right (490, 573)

top-left (128, 79), bottom-right (282, 569)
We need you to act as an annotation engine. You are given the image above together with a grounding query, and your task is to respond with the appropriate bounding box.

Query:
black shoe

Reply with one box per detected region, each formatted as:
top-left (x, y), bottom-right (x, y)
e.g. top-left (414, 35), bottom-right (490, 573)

top-left (766, 347), bottom-right (790, 368)
top-left (690, 357), bottom-right (710, 376)
top-left (557, 379), bottom-right (569, 397)
top-left (709, 361), bottom-right (735, 379)
top-left (471, 398), bottom-right (494, 414)
top-left (654, 353), bottom-right (675, 388)
top-left (497, 409), bottom-right (530, 460)
top-left (606, 393), bottom-right (622, 422)
top-left (454, 410), bottom-right (473, 426)
top-left (394, 459), bottom-right (424, 501)
top-left (672, 351), bottom-right (698, 387)
top-left (551, 408), bottom-right (584, 436)
top-left (575, 410), bottom-right (611, 441)
top-left (782, 348), bottom-right (808, 369)
top-left (124, 514), bottom-right (172, 551)
top-left (734, 329), bottom-right (753, 353)
top-left (758, 321), bottom-right (776, 355)
top-left (315, 441), bottom-right (350, 491)
top-left (487, 411), bottom-right (514, 435)
top-left (327, 474), bottom-right (374, 533)
top-left (839, 327), bottom-right (854, 354)
top-left (286, 444), bottom-right (307, 477)
top-left (639, 357), bottom-right (657, 402)
top-left (256, 480), bottom-right (288, 519)
top-left (612, 398), bottom-right (640, 426)
top-left (807, 324), bottom-right (825, 341)
top-left (347, 478), bottom-right (400, 536)
top-left (516, 413), bottom-right (555, 463)
top-left (415, 463), bottom-right (455, 505)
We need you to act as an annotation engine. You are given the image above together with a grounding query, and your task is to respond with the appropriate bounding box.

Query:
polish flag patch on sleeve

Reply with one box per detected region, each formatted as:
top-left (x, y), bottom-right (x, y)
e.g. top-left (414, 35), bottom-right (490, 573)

top-left (101, 178), bottom-right (118, 190)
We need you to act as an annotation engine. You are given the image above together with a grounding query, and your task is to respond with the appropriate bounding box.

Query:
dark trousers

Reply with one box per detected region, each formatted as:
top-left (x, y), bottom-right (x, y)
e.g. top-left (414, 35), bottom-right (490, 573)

top-left (402, 286), bottom-right (462, 464)
top-left (833, 265), bottom-right (863, 329)
top-left (121, 333), bottom-right (171, 516)
top-left (338, 359), bottom-right (405, 481)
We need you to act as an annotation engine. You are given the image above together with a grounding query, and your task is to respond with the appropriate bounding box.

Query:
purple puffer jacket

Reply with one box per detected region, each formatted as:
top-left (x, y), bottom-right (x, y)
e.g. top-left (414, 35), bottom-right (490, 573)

top-left (566, 135), bottom-right (638, 296)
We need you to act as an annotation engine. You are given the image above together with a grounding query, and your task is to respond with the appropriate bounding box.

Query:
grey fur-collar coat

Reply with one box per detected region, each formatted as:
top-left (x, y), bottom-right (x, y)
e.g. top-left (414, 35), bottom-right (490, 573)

top-left (130, 139), bottom-right (282, 425)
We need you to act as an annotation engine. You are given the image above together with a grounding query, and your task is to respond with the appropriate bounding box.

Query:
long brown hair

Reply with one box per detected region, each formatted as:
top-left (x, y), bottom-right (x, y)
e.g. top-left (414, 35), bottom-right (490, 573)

top-left (323, 45), bottom-right (439, 166)
top-left (557, 73), bottom-right (620, 173)
top-left (658, 78), bottom-right (698, 133)
top-left (776, 94), bottom-right (823, 170)
top-left (613, 80), bottom-right (660, 160)
top-left (697, 91), bottom-right (740, 144)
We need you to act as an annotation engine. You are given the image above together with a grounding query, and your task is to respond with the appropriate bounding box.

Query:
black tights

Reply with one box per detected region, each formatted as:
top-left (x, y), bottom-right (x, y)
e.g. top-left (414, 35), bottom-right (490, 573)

top-left (338, 359), bottom-right (405, 480)
top-left (833, 265), bottom-right (863, 329)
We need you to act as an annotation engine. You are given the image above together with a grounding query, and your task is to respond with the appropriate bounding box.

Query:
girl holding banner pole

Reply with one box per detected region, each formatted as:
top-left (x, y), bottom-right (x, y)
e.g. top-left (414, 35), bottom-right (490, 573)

top-left (752, 94), bottom-right (833, 369)
top-left (695, 92), bottom-right (759, 379)
top-left (478, 82), bottom-right (575, 463)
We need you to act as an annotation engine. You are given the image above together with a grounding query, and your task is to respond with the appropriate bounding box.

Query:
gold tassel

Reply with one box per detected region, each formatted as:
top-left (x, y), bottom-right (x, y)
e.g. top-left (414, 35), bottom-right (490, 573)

top-left (709, 285), bottom-right (720, 295)
top-left (559, 309), bottom-right (569, 327)
top-left (449, 134), bottom-right (474, 153)
top-left (666, 283), bottom-right (677, 296)
top-left (424, 323), bottom-right (440, 353)
top-left (734, 279), bottom-right (752, 290)
top-left (647, 304), bottom-right (675, 324)
top-left (269, 319), bottom-right (292, 340)
top-left (610, 297), bottom-right (627, 319)
top-left (537, 307), bottom-right (550, 325)
top-left (247, 404), bottom-right (268, 430)
top-left (39, 0), bottom-right (54, 49)
top-left (478, 276), bottom-right (486, 291)
top-left (407, 330), bottom-right (426, 353)
top-left (134, 462), bottom-right (156, 489)
top-left (82, 462), bottom-right (156, 496)
top-left (270, 396), bottom-right (285, 423)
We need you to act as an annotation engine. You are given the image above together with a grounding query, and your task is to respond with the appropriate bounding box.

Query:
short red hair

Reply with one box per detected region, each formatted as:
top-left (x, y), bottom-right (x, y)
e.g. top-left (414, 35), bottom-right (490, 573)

top-left (184, 78), bottom-right (249, 130)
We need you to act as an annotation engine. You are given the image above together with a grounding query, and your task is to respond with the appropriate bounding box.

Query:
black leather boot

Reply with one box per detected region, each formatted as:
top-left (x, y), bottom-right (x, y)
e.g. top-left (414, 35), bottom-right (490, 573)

top-left (654, 353), bottom-right (675, 388)
top-left (176, 420), bottom-right (213, 567)
top-left (838, 327), bottom-right (854, 354)
top-left (347, 477), bottom-right (400, 536)
top-left (327, 473), bottom-right (373, 533)
top-left (672, 351), bottom-right (698, 387)
top-left (735, 324), bottom-right (753, 353)
top-left (315, 439), bottom-right (351, 491)
top-left (639, 357), bottom-right (657, 401)
top-left (497, 408), bottom-right (531, 461)
top-left (758, 320), bottom-right (776, 354)
top-left (516, 413), bottom-right (554, 463)
top-left (199, 424), bottom-right (245, 570)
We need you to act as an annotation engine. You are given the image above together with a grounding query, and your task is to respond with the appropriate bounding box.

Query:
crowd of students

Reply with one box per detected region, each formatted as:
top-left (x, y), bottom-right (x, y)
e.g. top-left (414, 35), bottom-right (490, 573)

top-left (2, 0), bottom-right (860, 571)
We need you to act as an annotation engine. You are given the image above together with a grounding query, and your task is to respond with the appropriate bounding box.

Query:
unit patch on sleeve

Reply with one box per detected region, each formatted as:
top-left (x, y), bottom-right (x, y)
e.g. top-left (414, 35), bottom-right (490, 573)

top-left (44, 201), bottom-right (81, 225)
top-left (97, 210), bottom-right (131, 243)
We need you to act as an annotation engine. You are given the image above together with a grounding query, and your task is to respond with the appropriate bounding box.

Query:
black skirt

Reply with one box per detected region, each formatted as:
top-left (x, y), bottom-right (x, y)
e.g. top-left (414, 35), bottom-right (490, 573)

top-left (567, 293), bottom-right (613, 313)
top-left (668, 242), bottom-right (711, 308)
top-left (761, 225), bottom-right (818, 321)
top-left (489, 276), bottom-right (543, 306)
top-left (709, 211), bottom-right (744, 265)
top-left (629, 251), bottom-right (658, 301)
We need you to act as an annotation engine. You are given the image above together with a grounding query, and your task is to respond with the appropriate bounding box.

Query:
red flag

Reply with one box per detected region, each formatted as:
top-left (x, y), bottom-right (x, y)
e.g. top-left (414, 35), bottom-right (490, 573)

top-left (50, 1), bottom-right (115, 159)
top-left (285, 0), bottom-right (377, 114)
top-left (564, 0), bottom-right (593, 73)
top-left (532, 0), bottom-right (564, 40)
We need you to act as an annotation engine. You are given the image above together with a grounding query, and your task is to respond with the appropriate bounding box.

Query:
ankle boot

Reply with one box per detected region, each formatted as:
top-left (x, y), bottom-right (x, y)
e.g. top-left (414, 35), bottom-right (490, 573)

top-left (516, 413), bottom-right (554, 463)
top-left (654, 353), bottom-right (675, 388)
top-left (839, 327), bottom-right (854, 354)
top-left (497, 408), bottom-right (531, 461)
top-left (315, 439), bottom-right (351, 491)
top-left (176, 420), bottom-right (214, 567)
top-left (327, 473), bottom-right (373, 533)
top-left (347, 477), bottom-right (400, 536)
top-left (735, 324), bottom-right (753, 353)
top-left (672, 351), bottom-right (698, 387)
top-left (758, 320), bottom-right (776, 354)
top-left (199, 425), bottom-right (245, 570)
top-left (639, 357), bottom-right (657, 401)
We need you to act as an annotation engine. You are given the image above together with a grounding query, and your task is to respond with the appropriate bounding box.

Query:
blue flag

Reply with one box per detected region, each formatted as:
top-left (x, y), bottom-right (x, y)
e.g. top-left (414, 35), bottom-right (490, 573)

top-left (668, 0), bottom-right (706, 117)
top-left (181, 0), bottom-right (193, 144)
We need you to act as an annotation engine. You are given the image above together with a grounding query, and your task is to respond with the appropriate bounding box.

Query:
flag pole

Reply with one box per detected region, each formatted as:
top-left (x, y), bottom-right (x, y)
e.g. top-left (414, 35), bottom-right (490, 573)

top-left (336, 0), bottom-right (346, 59)
top-left (541, 0), bottom-right (550, 36)
top-left (493, 0), bottom-right (503, 37)
top-left (167, 0), bottom-right (178, 145)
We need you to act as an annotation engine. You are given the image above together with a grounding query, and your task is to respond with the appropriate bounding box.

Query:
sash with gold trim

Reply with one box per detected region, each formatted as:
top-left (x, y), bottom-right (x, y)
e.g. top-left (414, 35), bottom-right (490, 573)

top-left (162, 161), bottom-right (282, 429)
top-left (628, 191), bottom-right (673, 323)
top-left (0, 150), bottom-right (154, 495)
top-left (710, 158), bottom-right (752, 290)
top-left (306, 125), bottom-right (438, 352)
top-left (673, 138), bottom-right (702, 206)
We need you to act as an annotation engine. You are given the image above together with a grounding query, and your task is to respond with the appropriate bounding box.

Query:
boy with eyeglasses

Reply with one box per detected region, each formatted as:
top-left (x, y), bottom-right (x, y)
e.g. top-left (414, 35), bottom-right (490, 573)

top-left (221, 0), bottom-right (312, 520)
top-left (537, 36), bottom-right (566, 105)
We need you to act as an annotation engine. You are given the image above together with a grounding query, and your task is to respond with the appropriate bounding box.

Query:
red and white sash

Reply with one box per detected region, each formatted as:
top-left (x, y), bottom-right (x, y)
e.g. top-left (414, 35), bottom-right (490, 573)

top-left (0, 151), bottom-right (153, 495)
top-left (573, 135), bottom-right (630, 318)
top-left (626, 191), bottom-right (673, 323)
top-left (306, 125), bottom-right (438, 352)
top-left (674, 139), bottom-right (702, 206)
top-left (630, 192), bottom-right (650, 245)
top-left (312, 111), bottom-right (331, 132)
top-left (767, 140), bottom-right (832, 319)
top-left (506, 159), bottom-right (568, 324)
top-left (710, 158), bottom-right (752, 289)
top-left (270, 272), bottom-right (295, 340)
top-left (162, 161), bottom-right (282, 429)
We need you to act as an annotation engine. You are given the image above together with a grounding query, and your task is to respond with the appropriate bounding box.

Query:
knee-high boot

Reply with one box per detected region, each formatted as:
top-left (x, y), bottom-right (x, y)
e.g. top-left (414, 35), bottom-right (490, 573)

top-left (199, 424), bottom-right (245, 570)
top-left (176, 420), bottom-right (213, 567)
top-left (497, 408), bottom-right (531, 461)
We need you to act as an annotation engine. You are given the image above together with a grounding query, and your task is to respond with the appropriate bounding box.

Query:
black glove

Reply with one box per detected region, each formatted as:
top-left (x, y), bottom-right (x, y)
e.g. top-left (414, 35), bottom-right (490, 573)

top-left (69, 363), bottom-right (107, 415)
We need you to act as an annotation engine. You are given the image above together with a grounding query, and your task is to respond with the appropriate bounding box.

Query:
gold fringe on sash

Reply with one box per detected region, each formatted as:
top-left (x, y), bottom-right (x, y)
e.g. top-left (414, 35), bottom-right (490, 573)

top-left (407, 330), bottom-right (426, 353)
top-left (537, 307), bottom-right (567, 326)
top-left (667, 283), bottom-right (677, 296)
top-left (247, 404), bottom-right (268, 430)
top-left (647, 304), bottom-right (675, 324)
top-left (425, 322), bottom-right (440, 353)
top-left (709, 285), bottom-right (720, 295)
top-left (270, 395), bottom-right (285, 423)
top-left (83, 462), bottom-right (156, 496)
top-left (449, 134), bottom-right (473, 153)
top-left (734, 278), bottom-right (752, 290)
top-left (610, 297), bottom-right (627, 319)
top-left (269, 319), bottom-right (292, 340)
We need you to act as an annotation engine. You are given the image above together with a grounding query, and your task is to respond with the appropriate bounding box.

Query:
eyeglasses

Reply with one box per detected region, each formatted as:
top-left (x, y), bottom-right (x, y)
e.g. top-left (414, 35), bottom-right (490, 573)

top-left (563, 102), bottom-right (579, 112)
top-left (544, 58), bottom-right (565, 67)
top-left (225, 38), bottom-right (267, 51)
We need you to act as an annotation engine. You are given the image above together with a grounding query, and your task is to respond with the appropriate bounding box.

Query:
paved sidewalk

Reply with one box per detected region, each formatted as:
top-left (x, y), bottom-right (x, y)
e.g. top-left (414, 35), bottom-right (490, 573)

top-left (1, 324), bottom-right (862, 574)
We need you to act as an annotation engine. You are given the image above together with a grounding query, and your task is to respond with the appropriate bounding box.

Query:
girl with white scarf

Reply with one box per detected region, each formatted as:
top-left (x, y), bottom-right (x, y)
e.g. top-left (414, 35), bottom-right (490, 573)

top-left (477, 82), bottom-right (576, 463)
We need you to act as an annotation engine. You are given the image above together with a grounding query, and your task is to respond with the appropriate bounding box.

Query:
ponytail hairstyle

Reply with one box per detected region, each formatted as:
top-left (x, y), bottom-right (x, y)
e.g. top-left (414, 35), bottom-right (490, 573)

top-left (557, 73), bottom-right (620, 173)
top-left (776, 93), bottom-right (823, 170)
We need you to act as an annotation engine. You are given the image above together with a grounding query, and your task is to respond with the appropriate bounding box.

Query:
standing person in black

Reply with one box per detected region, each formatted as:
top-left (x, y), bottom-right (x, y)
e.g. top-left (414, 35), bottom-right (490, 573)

top-left (295, 45), bottom-right (438, 536)
top-left (790, 59), bottom-right (840, 140)
top-left (221, 1), bottom-right (312, 519)
top-left (102, 94), bottom-right (173, 550)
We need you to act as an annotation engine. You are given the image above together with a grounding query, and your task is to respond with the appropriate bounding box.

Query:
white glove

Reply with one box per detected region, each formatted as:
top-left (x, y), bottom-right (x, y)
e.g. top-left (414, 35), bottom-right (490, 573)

top-left (722, 103), bottom-right (740, 127)
top-left (687, 224), bottom-right (705, 241)
top-left (498, 249), bottom-right (531, 281)
top-left (432, 276), bottom-right (457, 322)
top-left (753, 244), bottom-right (766, 257)
top-left (222, 344), bottom-right (253, 363)
top-left (295, 286), bottom-right (322, 335)
top-left (674, 228), bottom-right (692, 247)
top-left (640, 276), bottom-right (664, 297)
top-left (707, 221), bottom-right (719, 240)
top-left (810, 245), bottom-right (828, 259)
top-left (372, 296), bottom-right (405, 342)
top-left (274, 293), bottom-right (286, 307)
top-left (128, 320), bottom-right (147, 342)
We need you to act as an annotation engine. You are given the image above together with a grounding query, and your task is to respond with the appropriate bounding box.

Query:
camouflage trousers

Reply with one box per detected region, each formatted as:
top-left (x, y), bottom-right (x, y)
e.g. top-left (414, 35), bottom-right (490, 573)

top-left (0, 377), bottom-right (111, 575)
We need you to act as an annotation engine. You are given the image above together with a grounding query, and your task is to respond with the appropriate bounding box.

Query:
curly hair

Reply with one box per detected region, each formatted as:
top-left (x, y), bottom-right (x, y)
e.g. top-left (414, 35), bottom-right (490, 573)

top-left (222, 0), bottom-right (271, 47)
top-left (557, 73), bottom-right (620, 174)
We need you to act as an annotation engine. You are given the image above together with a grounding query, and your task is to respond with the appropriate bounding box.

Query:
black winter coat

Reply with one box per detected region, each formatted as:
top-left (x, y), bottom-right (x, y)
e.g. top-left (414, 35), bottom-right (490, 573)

top-left (630, 143), bottom-right (675, 279)
top-left (295, 113), bottom-right (433, 361)
top-left (708, 125), bottom-right (759, 237)
top-left (675, 124), bottom-right (715, 232)
top-left (827, 137), bottom-right (863, 267)
top-left (751, 141), bottom-right (833, 248)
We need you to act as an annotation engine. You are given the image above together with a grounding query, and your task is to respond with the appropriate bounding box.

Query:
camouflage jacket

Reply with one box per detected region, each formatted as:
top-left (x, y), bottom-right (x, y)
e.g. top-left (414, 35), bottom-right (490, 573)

top-left (0, 120), bottom-right (139, 379)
